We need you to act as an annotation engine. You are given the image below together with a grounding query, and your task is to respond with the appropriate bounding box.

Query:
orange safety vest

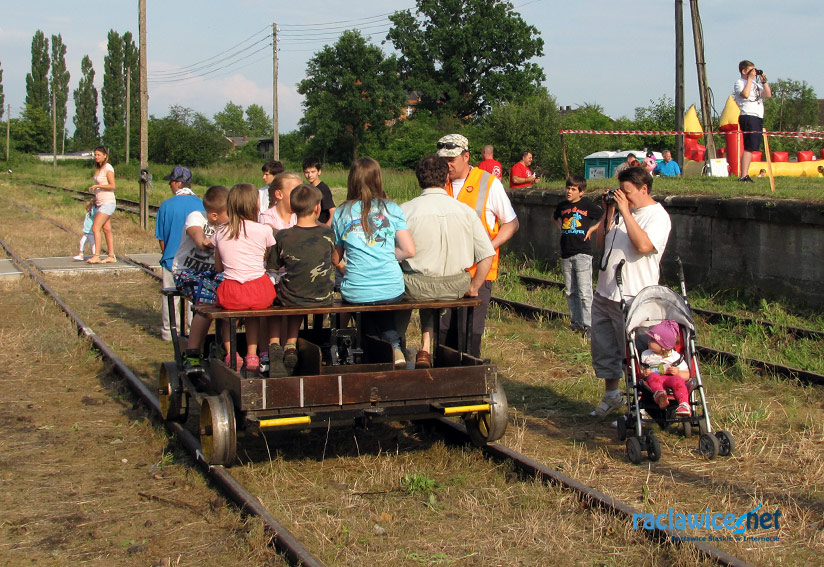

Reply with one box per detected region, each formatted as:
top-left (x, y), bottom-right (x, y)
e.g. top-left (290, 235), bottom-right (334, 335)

top-left (448, 167), bottom-right (501, 281)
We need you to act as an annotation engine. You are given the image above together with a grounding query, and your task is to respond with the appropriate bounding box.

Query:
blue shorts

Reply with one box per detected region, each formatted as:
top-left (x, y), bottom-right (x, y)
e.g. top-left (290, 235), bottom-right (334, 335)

top-left (174, 269), bottom-right (226, 305)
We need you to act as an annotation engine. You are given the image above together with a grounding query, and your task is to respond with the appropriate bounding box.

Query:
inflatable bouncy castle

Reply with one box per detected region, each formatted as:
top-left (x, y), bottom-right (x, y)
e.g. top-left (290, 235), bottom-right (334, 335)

top-left (683, 98), bottom-right (822, 177)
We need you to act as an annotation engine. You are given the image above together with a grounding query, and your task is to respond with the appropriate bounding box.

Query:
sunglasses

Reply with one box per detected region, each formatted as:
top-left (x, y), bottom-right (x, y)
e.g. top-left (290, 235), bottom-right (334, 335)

top-left (437, 141), bottom-right (466, 150)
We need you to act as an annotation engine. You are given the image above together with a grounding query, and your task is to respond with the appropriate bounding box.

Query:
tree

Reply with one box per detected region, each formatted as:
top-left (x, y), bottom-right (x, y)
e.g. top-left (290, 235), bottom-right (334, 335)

top-left (764, 78), bottom-right (819, 152)
top-left (101, 30), bottom-right (140, 156)
top-left (73, 55), bottom-right (100, 148)
top-left (245, 104), bottom-right (271, 137)
top-left (50, 34), bottom-right (70, 149)
top-left (149, 105), bottom-right (230, 166)
top-left (630, 95), bottom-right (677, 151)
top-left (387, 0), bottom-right (544, 120)
top-left (122, 31), bottom-right (139, 157)
top-left (298, 30), bottom-right (406, 163)
top-left (213, 101), bottom-right (248, 137)
top-left (481, 88), bottom-right (561, 178)
top-left (14, 104), bottom-right (51, 153)
top-left (25, 31), bottom-right (50, 113)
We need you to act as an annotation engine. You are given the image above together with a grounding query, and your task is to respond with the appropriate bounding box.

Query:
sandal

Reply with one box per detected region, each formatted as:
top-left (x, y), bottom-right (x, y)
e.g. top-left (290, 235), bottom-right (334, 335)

top-left (85, 255), bottom-right (102, 264)
top-left (100, 255), bottom-right (117, 263)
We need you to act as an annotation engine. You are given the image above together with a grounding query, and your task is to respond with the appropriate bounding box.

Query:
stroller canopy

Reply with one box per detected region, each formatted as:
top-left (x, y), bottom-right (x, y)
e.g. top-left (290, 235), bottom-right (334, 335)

top-left (625, 286), bottom-right (695, 338)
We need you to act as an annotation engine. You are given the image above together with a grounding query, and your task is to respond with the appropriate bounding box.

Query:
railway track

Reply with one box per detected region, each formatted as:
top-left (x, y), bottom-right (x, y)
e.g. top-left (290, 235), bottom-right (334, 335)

top-left (30, 181), bottom-right (159, 217)
top-left (0, 211), bottom-right (756, 566)
top-left (514, 274), bottom-right (824, 386)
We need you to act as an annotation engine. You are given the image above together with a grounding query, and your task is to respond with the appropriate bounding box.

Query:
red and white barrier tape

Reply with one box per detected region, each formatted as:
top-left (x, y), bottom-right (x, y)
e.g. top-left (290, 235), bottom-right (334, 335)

top-left (560, 129), bottom-right (824, 141)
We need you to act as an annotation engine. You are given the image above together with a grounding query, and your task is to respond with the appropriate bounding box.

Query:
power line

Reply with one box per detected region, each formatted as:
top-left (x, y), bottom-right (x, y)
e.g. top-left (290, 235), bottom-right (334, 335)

top-left (278, 11), bottom-right (401, 29)
top-left (148, 42), bottom-right (273, 84)
top-left (149, 33), bottom-right (272, 78)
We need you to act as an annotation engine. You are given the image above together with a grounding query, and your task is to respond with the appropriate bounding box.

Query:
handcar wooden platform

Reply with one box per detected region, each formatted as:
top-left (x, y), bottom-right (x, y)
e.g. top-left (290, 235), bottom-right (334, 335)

top-left (158, 290), bottom-right (508, 465)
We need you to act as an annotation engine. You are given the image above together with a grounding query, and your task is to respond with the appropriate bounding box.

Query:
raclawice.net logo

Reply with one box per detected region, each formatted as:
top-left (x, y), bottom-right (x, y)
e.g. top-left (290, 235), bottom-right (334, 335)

top-left (633, 504), bottom-right (781, 543)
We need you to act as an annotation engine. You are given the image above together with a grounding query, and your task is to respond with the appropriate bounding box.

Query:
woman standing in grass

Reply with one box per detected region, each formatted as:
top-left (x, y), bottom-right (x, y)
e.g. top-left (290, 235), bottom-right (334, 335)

top-left (86, 146), bottom-right (117, 263)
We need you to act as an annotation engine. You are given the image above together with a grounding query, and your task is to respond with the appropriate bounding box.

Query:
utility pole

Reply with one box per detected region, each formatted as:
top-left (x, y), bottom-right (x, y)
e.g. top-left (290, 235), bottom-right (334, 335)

top-left (52, 88), bottom-right (57, 168)
top-left (139, 0), bottom-right (149, 229)
top-left (272, 23), bottom-right (279, 160)
top-left (125, 67), bottom-right (131, 164)
top-left (689, 0), bottom-right (716, 161)
top-left (675, 0), bottom-right (684, 170)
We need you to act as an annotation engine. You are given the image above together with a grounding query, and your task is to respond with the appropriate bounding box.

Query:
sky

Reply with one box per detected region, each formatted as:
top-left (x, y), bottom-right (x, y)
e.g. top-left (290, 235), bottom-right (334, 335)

top-left (1, 0), bottom-right (821, 137)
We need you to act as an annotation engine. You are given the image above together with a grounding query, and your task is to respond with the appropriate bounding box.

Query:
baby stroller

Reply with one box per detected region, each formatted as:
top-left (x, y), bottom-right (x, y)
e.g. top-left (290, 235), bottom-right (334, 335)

top-left (614, 259), bottom-right (734, 464)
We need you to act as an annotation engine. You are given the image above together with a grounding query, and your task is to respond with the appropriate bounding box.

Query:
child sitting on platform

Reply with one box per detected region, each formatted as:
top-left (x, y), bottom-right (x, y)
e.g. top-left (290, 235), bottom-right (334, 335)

top-left (640, 320), bottom-right (691, 416)
top-left (172, 185), bottom-right (230, 372)
top-left (73, 201), bottom-right (97, 261)
top-left (213, 183), bottom-right (276, 375)
top-left (266, 184), bottom-right (335, 376)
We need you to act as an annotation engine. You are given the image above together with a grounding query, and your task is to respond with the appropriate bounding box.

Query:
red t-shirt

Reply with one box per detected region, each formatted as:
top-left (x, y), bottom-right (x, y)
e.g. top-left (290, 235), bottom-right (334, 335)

top-left (478, 159), bottom-right (503, 179)
top-left (509, 162), bottom-right (533, 189)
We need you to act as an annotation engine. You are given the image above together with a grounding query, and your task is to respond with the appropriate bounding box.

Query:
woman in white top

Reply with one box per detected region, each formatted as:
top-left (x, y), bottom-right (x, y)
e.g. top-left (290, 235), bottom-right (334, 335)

top-left (86, 146), bottom-right (117, 263)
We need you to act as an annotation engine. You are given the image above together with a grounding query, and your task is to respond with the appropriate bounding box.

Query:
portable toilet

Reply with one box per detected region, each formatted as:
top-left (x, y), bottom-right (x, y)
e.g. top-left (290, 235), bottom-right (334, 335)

top-left (583, 151), bottom-right (613, 179)
top-left (608, 150), bottom-right (647, 177)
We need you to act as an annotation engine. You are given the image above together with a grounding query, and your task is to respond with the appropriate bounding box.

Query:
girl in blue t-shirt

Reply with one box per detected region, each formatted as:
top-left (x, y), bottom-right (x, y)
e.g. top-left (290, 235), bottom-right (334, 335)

top-left (332, 157), bottom-right (415, 367)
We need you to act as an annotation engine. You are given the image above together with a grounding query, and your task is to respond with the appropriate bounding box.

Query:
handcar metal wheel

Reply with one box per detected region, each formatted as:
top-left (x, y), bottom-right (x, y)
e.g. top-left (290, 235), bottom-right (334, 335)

top-left (464, 381), bottom-right (509, 447)
top-left (698, 433), bottom-right (719, 460)
top-left (626, 437), bottom-right (643, 464)
top-left (646, 433), bottom-right (662, 462)
top-left (158, 362), bottom-right (188, 422)
top-left (200, 391), bottom-right (237, 466)
top-left (715, 430), bottom-right (735, 457)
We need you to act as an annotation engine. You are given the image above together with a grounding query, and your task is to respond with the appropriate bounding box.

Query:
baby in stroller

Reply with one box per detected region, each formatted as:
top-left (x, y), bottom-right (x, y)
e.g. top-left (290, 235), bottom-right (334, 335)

top-left (640, 320), bottom-right (691, 416)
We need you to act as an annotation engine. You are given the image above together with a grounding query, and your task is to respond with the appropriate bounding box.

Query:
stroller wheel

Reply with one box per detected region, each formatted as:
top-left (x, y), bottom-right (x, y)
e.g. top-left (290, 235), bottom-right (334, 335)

top-left (646, 433), bottom-right (661, 462)
top-left (698, 433), bottom-right (719, 459)
top-left (626, 437), bottom-right (643, 464)
top-left (616, 415), bottom-right (627, 441)
top-left (682, 420), bottom-right (692, 438)
top-left (715, 430), bottom-right (735, 456)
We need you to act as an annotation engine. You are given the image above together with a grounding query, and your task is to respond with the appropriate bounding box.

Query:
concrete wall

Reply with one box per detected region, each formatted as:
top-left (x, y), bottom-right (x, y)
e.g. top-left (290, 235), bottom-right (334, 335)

top-left (506, 189), bottom-right (824, 307)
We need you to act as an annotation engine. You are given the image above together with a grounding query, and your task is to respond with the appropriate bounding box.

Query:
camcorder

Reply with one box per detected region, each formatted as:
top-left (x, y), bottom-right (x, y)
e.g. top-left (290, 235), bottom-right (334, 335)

top-left (532, 167), bottom-right (548, 182)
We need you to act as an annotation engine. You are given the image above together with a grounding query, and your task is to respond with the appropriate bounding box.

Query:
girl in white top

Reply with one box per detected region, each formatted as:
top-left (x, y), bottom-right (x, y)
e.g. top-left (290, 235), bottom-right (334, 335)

top-left (86, 146), bottom-right (117, 264)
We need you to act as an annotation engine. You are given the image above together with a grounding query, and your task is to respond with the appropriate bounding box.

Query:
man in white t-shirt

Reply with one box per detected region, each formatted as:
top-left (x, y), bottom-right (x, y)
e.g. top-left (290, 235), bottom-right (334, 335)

top-left (589, 166), bottom-right (671, 417)
top-left (733, 60), bottom-right (772, 182)
top-left (436, 133), bottom-right (519, 358)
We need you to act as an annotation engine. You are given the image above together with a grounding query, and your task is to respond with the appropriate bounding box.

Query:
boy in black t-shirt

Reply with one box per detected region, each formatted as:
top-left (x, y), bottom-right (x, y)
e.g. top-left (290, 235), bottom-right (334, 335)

top-left (302, 156), bottom-right (336, 225)
top-left (553, 175), bottom-right (603, 336)
top-left (267, 184), bottom-right (335, 375)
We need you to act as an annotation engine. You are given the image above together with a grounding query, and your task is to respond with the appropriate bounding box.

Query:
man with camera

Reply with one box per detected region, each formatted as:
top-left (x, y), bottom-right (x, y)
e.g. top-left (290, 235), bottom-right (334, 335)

top-left (509, 151), bottom-right (540, 189)
top-left (589, 167), bottom-right (671, 417)
top-left (734, 60), bottom-right (772, 182)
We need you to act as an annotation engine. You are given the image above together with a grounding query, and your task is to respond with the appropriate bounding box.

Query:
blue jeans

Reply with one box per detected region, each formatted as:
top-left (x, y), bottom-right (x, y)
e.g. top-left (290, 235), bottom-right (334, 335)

top-left (562, 253), bottom-right (593, 330)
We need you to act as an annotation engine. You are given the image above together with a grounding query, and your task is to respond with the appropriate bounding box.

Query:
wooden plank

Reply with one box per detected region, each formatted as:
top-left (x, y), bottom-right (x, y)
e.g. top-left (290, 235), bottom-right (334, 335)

top-left (257, 366), bottom-right (494, 410)
top-left (196, 297), bottom-right (482, 321)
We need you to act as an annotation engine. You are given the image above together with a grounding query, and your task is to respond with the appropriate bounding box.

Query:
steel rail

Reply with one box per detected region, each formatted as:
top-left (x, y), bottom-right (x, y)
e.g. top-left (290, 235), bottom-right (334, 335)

top-left (30, 181), bottom-right (159, 216)
top-left (433, 418), bottom-right (751, 567)
top-left (519, 274), bottom-right (824, 341)
top-left (0, 236), bottom-right (326, 567)
top-left (491, 295), bottom-right (824, 386)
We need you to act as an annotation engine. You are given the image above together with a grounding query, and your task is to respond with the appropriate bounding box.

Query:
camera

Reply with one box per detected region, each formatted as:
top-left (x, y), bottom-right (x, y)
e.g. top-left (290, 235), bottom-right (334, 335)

top-left (603, 188), bottom-right (618, 205)
top-left (755, 68), bottom-right (764, 76)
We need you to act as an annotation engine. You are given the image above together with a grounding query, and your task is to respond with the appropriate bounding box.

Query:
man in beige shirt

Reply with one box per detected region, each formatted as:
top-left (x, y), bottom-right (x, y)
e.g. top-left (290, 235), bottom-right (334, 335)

top-left (399, 154), bottom-right (495, 368)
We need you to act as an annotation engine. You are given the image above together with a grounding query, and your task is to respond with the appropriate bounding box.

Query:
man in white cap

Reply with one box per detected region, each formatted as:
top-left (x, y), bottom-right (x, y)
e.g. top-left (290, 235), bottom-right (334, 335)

top-left (436, 134), bottom-right (519, 358)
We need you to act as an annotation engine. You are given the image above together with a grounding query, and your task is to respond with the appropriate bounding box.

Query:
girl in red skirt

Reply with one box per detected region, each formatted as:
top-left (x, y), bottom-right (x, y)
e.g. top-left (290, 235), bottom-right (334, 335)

top-left (214, 183), bottom-right (276, 374)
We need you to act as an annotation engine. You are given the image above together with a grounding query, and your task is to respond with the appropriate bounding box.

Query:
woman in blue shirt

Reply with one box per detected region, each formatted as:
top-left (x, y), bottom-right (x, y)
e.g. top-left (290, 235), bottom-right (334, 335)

top-left (332, 157), bottom-right (415, 367)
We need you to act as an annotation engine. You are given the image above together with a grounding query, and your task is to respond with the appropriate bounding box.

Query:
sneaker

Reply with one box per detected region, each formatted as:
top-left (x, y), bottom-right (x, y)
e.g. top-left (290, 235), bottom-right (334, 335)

top-left (183, 350), bottom-right (204, 374)
top-left (224, 352), bottom-right (244, 372)
top-left (653, 389), bottom-right (669, 409)
top-left (72, 253), bottom-right (85, 261)
top-left (590, 394), bottom-right (624, 417)
top-left (245, 353), bottom-right (260, 375)
top-left (268, 343), bottom-right (287, 378)
top-left (675, 402), bottom-right (692, 417)
top-left (283, 344), bottom-right (298, 376)
top-left (393, 347), bottom-right (407, 369)
top-left (738, 176), bottom-right (754, 183)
